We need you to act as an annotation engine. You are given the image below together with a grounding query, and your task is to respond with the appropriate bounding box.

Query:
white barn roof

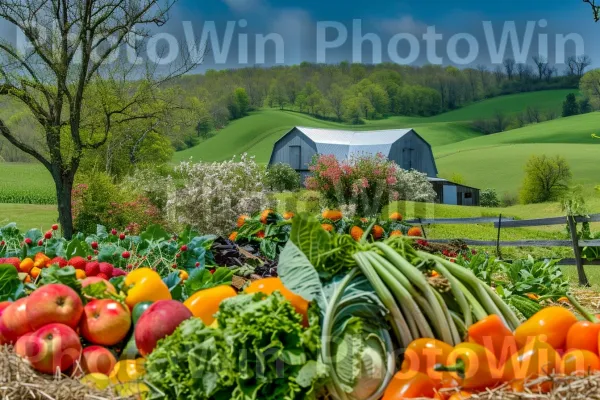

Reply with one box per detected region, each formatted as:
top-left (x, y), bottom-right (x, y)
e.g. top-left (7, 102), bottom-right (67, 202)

top-left (295, 126), bottom-right (413, 160)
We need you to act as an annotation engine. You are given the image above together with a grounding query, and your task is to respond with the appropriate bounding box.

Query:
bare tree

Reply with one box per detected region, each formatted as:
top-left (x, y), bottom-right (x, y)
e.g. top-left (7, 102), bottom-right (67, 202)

top-left (566, 56), bottom-right (578, 76)
top-left (493, 65), bottom-right (505, 85)
top-left (516, 63), bottom-right (527, 80)
top-left (584, 0), bottom-right (600, 21)
top-left (576, 55), bottom-right (592, 77)
top-left (532, 55), bottom-right (548, 80)
top-left (0, 0), bottom-right (195, 238)
top-left (503, 58), bottom-right (516, 80)
top-left (544, 65), bottom-right (557, 82)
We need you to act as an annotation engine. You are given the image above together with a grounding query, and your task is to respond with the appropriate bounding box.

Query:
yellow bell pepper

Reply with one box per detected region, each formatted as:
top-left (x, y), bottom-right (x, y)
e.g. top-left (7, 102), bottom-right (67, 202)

top-left (183, 285), bottom-right (237, 325)
top-left (124, 268), bottom-right (171, 309)
top-left (109, 359), bottom-right (146, 384)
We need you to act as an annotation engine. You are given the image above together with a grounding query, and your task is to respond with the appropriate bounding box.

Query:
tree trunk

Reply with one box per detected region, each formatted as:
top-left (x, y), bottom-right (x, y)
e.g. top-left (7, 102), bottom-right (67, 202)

top-left (53, 171), bottom-right (75, 239)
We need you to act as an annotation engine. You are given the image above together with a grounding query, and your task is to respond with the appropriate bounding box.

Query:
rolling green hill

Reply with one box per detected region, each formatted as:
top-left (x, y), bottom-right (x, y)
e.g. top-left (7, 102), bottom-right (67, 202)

top-left (173, 89), bottom-right (579, 164)
top-left (423, 89), bottom-right (577, 122)
top-left (435, 112), bottom-right (600, 194)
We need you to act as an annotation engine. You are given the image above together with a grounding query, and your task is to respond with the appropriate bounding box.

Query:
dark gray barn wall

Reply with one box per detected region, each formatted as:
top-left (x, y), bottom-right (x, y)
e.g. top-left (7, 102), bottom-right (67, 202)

top-left (391, 131), bottom-right (438, 177)
top-left (269, 128), bottom-right (317, 171)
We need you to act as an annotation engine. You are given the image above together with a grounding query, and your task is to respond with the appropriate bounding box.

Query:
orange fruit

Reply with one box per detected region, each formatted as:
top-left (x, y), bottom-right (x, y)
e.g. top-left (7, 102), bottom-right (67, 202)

top-left (246, 277), bottom-right (309, 325)
top-left (321, 223), bottom-right (334, 232)
top-left (20, 258), bottom-right (34, 274)
top-left (322, 210), bottom-right (343, 221)
top-left (283, 212), bottom-right (295, 220)
top-left (407, 227), bottom-right (423, 237)
top-left (390, 230), bottom-right (403, 237)
top-left (260, 210), bottom-right (274, 224)
top-left (30, 267), bottom-right (42, 279)
top-left (372, 225), bottom-right (384, 239)
top-left (237, 215), bottom-right (250, 228)
top-left (75, 269), bottom-right (87, 280)
top-left (350, 226), bottom-right (364, 241)
top-left (256, 230), bottom-right (265, 239)
top-left (229, 231), bottom-right (238, 241)
top-left (561, 350), bottom-right (600, 376)
top-left (389, 212), bottom-right (403, 221)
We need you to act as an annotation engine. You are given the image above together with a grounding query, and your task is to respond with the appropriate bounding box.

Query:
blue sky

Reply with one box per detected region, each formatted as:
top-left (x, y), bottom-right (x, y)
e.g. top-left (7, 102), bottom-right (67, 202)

top-left (161, 0), bottom-right (600, 71)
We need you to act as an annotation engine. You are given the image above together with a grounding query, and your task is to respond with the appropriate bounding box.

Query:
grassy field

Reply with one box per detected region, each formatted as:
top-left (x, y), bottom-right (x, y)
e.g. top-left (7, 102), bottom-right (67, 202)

top-left (0, 203), bottom-right (57, 230)
top-left (435, 113), bottom-right (600, 194)
top-left (423, 89), bottom-right (577, 122)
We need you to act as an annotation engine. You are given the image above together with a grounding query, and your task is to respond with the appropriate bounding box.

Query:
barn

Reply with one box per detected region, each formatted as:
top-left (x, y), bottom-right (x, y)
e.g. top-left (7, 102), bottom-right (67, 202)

top-left (268, 126), bottom-right (480, 206)
top-left (269, 126), bottom-right (438, 178)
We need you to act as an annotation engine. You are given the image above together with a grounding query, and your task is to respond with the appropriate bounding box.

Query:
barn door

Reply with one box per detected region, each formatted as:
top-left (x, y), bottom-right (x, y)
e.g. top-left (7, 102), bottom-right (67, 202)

top-left (290, 146), bottom-right (302, 170)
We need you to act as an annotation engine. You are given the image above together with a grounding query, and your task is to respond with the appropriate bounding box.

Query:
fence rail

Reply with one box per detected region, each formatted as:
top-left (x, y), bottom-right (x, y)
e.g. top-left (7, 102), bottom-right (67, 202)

top-left (411, 213), bottom-right (600, 287)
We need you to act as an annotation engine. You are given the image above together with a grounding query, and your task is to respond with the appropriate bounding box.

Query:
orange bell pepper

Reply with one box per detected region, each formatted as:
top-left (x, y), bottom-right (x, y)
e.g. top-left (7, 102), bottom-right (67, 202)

top-left (560, 349), bottom-right (600, 376)
top-left (183, 285), bottom-right (237, 325)
top-left (435, 343), bottom-right (500, 391)
top-left (382, 371), bottom-right (436, 400)
top-left (401, 338), bottom-right (454, 384)
top-left (567, 321), bottom-right (600, 353)
top-left (245, 277), bottom-right (309, 325)
top-left (514, 306), bottom-right (577, 349)
top-left (124, 268), bottom-right (171, 309)
top-left (501, 339), bottom-right (560, 393)
top-left (448, 391), bottom-right (472, 400)
top-left (467, 314), bottom-right (517, 363)
top-left (19, 258), bottom-right (34, 274)
top-left (33, 252), bottom-right (51, 269)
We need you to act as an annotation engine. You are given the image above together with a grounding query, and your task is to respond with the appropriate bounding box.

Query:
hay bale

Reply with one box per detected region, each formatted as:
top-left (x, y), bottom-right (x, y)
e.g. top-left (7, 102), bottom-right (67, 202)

top-left (0, 345), bottom-right (128, 400)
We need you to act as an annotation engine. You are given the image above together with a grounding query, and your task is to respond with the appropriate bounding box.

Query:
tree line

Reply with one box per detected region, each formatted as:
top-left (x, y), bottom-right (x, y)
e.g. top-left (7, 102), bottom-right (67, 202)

top-left (165, 58), bottom-right (590, 148)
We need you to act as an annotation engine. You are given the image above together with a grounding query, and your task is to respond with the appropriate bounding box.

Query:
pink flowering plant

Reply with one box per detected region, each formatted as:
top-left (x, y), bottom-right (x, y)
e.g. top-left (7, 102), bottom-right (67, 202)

top-left (306, 153), bottom-right (400, 215)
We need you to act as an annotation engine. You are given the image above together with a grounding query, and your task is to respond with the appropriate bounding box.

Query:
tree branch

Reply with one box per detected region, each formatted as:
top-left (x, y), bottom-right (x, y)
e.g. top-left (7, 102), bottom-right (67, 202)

top-left (0, 118), bottom-right (51, 169)
top-left (584, 0), bottom-right (600, 21)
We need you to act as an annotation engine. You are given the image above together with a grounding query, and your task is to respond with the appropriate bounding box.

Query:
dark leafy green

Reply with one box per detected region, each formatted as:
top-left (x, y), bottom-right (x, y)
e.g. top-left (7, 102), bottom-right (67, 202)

top-left (0, 264), bottom-right (25, 301)
top-left (145, 318), bottom-right (235, 399)
top-left (40, 266), bottom-right (82, 294)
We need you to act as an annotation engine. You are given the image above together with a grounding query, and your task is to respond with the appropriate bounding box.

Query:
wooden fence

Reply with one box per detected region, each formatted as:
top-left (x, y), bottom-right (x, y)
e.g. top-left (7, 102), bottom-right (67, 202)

top-left (404, 213), bottom-right (600, 286)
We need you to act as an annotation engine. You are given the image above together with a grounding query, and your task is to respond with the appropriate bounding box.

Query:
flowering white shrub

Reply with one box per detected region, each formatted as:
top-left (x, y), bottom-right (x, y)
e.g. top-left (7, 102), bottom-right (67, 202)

top-left (167, 154), bottom-right (273, 235)
top-left (394, 169), bottom-right (437, 203)
top-left (121, 169), bottom-right (175, 211)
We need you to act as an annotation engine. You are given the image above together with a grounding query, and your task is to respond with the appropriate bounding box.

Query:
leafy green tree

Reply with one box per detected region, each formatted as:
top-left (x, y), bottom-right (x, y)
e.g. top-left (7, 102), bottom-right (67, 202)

top-left (228, 88), bottom-right (250, 119)
top-left (562, 93), bottom-right (580, 117)
top-left (579, 97), bottom-right (593, 114)
top-left (327, 84), bottom-right (346, 121)
top-left (519, 155), bottom-right (572, 204)
top-left (0, 0), bottom-right (186, 238)
top-left (580, 69), bottom-right (600, 109)
top-left (480, 188), bottom-right (500, 207)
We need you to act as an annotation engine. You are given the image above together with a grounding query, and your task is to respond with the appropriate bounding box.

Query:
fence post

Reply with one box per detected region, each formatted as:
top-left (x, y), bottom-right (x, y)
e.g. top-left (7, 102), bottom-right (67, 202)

top-left (567, 215), bottom-right (590, 287)
top-left (418, 218), bottom-right (427, 239)
top-left (496, 214), bottom-right (503, 259)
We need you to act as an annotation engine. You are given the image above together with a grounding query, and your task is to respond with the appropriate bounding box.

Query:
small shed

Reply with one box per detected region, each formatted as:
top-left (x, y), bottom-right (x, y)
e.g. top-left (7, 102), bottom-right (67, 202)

top-left (268, 126), bottom-right (438, 179)
top-left (429, 178), bottom-right (480, 206)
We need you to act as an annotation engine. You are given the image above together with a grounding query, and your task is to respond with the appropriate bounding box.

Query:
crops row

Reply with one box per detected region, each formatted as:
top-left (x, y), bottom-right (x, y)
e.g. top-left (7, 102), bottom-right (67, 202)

top-left (0, 185), bottom-right (56, 205)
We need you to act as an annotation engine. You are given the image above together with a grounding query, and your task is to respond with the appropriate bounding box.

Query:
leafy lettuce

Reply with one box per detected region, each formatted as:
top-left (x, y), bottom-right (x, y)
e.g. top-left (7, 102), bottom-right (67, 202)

top-left (145, 292), bottom-right (326, 400)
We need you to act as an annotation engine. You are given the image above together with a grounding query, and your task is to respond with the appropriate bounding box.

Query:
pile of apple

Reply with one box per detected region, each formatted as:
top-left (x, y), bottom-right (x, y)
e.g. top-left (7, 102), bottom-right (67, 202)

top-left (0, 282), bottom-right (132, 376)
top-left (0, 278), bottom-right (191, 390)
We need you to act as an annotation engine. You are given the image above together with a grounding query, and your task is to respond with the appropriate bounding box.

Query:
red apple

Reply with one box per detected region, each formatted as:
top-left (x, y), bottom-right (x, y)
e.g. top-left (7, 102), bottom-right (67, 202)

top-left (80, 299), bottom-right (131, 346)
top-left (0, 301), bottom-right (11, 344)
top-left (0, 301), bottom-right (11, 315)
top-left (15, 323), bottom-right (82, 374)
top-left (135, 300), bottom-right (192, 356)
top-left (1, 297), bottom-right (32, 343)
top-left (80, 345), bottom-right (117, 375)
top-left (81, 277), bottom-right (116, 293)
top-left (26, 284), bottom-right (83, 330)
